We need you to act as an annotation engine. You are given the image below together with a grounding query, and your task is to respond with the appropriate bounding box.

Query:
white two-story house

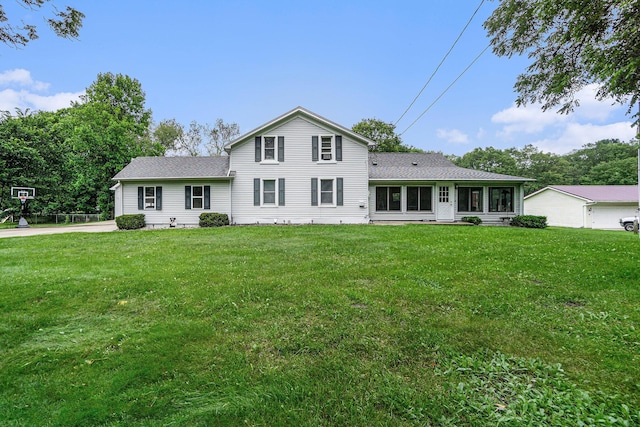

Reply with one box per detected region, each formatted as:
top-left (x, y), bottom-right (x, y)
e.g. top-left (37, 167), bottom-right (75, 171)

top-left (112, 107), bottom-right (532, 226)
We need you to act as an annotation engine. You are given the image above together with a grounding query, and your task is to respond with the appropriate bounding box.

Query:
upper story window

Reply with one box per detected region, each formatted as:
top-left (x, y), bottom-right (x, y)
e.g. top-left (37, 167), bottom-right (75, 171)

top-left (255, 136), bottom-right (284, 162)
top-left (321, 136), bottom-right (334, 161)
top-left (263, 136), bottom-right (276, 161)
top-left (312, 135), bottom-right (342, 162)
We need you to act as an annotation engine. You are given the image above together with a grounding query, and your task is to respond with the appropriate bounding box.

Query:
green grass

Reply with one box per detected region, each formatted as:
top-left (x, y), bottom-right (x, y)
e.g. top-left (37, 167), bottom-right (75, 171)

top-left (1, 225), bottom-right (639, 426)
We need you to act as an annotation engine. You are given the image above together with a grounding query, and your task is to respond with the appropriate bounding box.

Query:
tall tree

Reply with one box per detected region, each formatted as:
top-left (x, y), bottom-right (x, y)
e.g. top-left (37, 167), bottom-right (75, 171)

top-left (484, 0), bottom-right (640, 124)
top-left (204, 118), bottom-right (240, 156)
top-left (70, 73), bottom-right (162, 217)
top-left (152, 119), bottom-right (184, 152)
top-left (0, 1), bottom-right (84, 48)
top-left (352, 118), bottom-right (419, 152)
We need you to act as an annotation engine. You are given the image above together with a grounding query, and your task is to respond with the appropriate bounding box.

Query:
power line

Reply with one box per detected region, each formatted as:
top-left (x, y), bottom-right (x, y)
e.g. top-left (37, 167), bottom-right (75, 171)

top-left (398, 44), bottom-right (491, 136)
top-left (394, 0), bottom-right (486, 126)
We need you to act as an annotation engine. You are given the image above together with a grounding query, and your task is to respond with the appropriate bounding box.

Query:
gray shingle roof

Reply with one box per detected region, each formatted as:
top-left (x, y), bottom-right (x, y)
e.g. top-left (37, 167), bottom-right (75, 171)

top-left (113, 156), bottom-right (230, 180)
top-left (368, 152), bottom-right (533, 181)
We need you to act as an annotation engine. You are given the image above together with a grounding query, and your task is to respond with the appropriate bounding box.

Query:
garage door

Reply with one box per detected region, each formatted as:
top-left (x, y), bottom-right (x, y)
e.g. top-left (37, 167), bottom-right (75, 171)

top-left (592, 205), bottom-right (635, 229)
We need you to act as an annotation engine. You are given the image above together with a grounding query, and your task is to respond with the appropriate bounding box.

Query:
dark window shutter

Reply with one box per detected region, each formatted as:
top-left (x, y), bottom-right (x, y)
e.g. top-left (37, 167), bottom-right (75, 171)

top-left (185, 186), bottom-right (191, 210)
top-left (255, 136), bottom-right (261, 162)
top-left (278, 136), bottom-right (285, 162)
top-left (156, 186), bottom-right (162, 210)
top-left (311, 178), bottom-right (318, 206)
top-left (204, 185), bottom-right (211, 210)
top-left (279, 178), bottom-right (285, 206)
top-left (254, 178), bottom-right (260, 206)
top-left (336, 135), bottom-right (342, 161)
top-left (312, 136), bottom-right (318, 161)
top-left (337, 178), bottom-right (343, 206)
top-left (137, 187), bottom-right (144, 210)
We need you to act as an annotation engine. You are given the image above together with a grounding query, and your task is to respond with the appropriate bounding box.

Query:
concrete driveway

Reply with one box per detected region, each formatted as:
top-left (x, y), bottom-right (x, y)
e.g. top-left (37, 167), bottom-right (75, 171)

top-left (0, 220), bottom-right (118, 239)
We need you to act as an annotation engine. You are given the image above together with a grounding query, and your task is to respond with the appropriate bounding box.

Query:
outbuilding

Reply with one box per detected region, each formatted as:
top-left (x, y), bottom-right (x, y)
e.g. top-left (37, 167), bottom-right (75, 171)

top-left (524, 185), bottom-right (639, 229)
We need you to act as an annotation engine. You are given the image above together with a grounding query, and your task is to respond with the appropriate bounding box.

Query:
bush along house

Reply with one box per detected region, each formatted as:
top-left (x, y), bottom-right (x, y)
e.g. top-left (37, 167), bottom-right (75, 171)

top-left (112, 107), bottom-right (533, 227)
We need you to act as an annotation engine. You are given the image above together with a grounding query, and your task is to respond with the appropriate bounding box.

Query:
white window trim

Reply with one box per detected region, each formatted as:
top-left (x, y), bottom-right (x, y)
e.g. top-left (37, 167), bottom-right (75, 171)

top-left (261, 135), bottom-right (279, 164)
top-left (318, 135), bottom-right (335, 163)
top-left (191, 185), bottom-right (205, 210)
top-left (261, 178), bottom-right (280, 207)
top-left (318, 177), bottom-right (336, 207)
top-left (144, 186), bottom-right (155, 210)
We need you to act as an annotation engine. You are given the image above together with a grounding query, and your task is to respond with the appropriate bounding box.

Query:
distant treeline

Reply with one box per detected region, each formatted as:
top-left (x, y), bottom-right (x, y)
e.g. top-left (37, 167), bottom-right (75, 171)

top-left (449, 140), bottom-right (639, 195)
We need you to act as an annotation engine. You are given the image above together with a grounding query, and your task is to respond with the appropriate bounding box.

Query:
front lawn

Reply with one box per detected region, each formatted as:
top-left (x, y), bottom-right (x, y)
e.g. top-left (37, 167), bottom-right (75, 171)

top-left (1, 225), bottom-right (638, 426)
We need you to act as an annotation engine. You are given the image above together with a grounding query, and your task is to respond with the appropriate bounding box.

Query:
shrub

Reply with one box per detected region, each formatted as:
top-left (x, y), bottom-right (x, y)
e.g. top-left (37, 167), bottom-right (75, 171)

top-left (461, 216), bottom-right (482, 225)
top-left (511, 215), bottom-right (547, 229)
top-left (115, 214), bottom-right (146, 230)
top-left (199, 212), bottom-right (229, 227)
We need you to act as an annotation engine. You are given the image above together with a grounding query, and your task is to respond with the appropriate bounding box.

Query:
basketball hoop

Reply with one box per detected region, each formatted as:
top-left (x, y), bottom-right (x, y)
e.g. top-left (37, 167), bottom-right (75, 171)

top-left (19, 195), bottom-right (27, 204)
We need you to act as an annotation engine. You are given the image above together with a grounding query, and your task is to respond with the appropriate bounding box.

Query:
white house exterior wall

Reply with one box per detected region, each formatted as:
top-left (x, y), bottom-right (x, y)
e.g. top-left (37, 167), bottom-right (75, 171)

top-left (524, 190), bottom-right (586, 228)
top-left (228, 117), bottom-right (369, 224)
top-left (120, 181), bottom-right (231, 227)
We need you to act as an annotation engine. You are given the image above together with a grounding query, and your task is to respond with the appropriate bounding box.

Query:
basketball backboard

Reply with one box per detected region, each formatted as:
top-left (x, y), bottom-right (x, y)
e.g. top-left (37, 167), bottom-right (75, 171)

top-left (11, 187), bottom-right (35, 200)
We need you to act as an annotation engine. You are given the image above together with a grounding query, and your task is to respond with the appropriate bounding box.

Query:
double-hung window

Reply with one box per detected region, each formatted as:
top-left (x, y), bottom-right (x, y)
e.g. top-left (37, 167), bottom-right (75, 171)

top-left (144, 186), bottom-right (156, 209)
top-left (255, 136), bottom-right (284, 162)
top-left (263, 179), bottom-right (276, 204)
top-left (489, 187), bottom-right (514, 212)
top-left (311, 177), bottom-right (343, 206)
top-left (458, 187), bottom-right (483, 212)
top-left (185, 185), bottom-right (210, 210)
top-left (407, 186), bottom-right (432, 211)
top-left (376, 186), bottom-right (401, 211)
top-left (191, 185), bottom-right (204, 209)
top-left (263, 136), bottom-right (275, 161)
top-left (254, 178), bottom-right (285, 206)
top-left (320, 136), bottom-right (333, 161)
top-left (138, 186), bottom-right (162, 210)
top-left (320, 179), bottom-right (334, 204)
top-left (312, 135), bottom-right (342, 162)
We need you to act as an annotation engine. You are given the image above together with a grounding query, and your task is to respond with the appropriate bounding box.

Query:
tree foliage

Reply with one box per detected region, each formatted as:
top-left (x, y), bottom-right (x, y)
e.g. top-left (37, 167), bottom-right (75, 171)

top-left (352, 118), bottom-right (420, 152)
top-left (484, 0), bottom-right (640, 124)
top-left (0, 73), bottom-right (162, 218)
top-left (0, 1), bottom-right (84, 48)
top-left (452, 139), bottom-right (639, 194)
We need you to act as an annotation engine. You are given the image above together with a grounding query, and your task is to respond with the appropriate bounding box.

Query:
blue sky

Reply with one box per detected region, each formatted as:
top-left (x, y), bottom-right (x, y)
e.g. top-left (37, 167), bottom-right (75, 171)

top-left (0, 0), bottom-right (636, 155)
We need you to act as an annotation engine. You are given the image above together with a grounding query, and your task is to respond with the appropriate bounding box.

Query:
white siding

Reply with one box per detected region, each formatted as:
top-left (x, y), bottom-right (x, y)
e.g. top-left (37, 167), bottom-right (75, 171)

top-left (524, 189), bottom-right (586, 228)
top-left (229, 117), bottom-right (369, 224)
top-left (118, 180), bottom-right (231, 227)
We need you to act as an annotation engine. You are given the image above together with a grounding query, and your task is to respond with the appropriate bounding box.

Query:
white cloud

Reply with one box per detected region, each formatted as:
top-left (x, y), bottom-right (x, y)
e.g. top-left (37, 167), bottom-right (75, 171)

top-left (490, 83), bottom-right (635, 152)
top-left (0, 69), bottom-right (50, 91)
top-left (0, 69), bottom-right (82, 113)
top-left (436, 128), bottom-right (469, 144)
top-left (532, 122), bottom-right (636, 154)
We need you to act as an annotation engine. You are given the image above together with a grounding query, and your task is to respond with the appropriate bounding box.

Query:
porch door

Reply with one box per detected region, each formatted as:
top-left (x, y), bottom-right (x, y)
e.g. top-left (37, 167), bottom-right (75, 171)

top-left (436, 185), bottom-right (454, 221)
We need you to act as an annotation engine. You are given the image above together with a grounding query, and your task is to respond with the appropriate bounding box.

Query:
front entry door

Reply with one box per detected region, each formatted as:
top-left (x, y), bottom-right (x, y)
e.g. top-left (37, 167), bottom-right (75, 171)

top-left (436, 185), bottom-right (454, 221)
